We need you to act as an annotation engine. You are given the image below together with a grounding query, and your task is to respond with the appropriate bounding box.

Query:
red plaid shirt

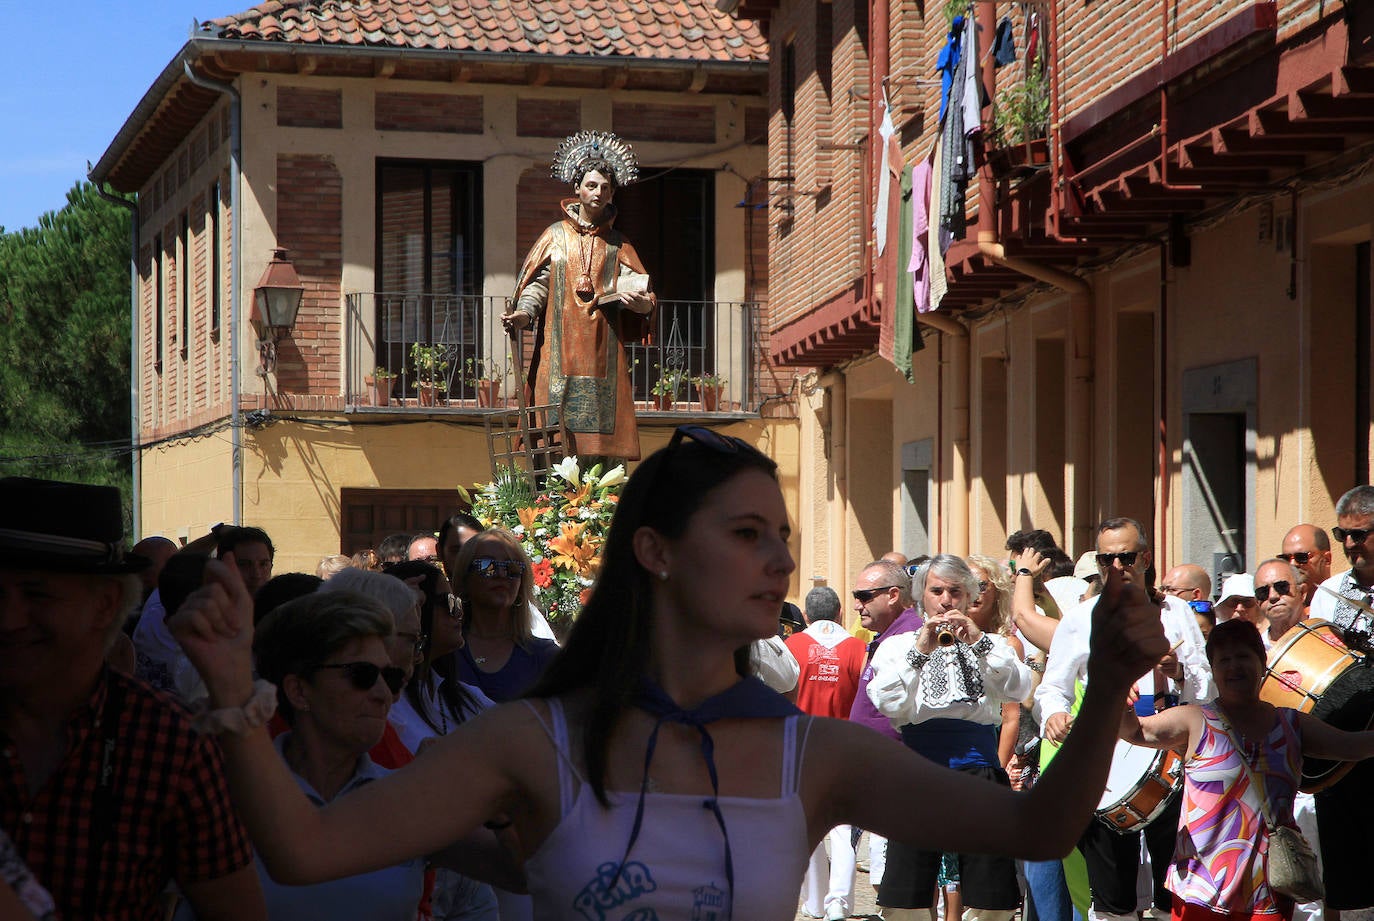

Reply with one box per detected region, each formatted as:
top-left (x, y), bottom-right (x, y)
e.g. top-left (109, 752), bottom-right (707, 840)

top-left (1, 669), bottom-right (253, 921)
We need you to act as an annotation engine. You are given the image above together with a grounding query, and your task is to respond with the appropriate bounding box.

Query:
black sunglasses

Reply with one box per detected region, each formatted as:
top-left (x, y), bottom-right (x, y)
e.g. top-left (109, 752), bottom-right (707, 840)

top-left (1255, 581), bottom-right (1292, 603)
top-left (316, 661), bottom-right (406, 694)
top-left (1277, 551), bottom-right (1312, 565)
top-left (1096, 551), bottom-right (1140, 568)
top-left (853, 585), bottom-right (898, 603)
top-left (1333, 527), bottom-right (1374, 545)
top-left (469, 557), bottom-right (526, 579)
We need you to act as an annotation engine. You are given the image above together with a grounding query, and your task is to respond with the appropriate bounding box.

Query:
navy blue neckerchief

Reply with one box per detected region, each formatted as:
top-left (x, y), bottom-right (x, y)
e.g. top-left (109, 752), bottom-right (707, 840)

top-left (612, 674), bottom-right (800, 918)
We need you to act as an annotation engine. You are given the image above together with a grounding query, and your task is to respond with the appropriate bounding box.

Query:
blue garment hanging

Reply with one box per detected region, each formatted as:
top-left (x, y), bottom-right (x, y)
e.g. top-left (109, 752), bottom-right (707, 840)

top-left (937, 15), bottom-right (964, 123)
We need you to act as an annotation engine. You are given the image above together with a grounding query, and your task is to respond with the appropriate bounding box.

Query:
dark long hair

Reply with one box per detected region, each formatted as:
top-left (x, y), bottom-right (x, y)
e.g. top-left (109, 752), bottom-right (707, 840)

top-left (527, 436), bottom-right (779, 804)
top-left (388, 560), bottom-right (476, 734)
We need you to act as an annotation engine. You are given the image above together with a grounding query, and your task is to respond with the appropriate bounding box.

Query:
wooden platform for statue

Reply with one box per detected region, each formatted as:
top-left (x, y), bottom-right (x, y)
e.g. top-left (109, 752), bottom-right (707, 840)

top-left (483, 402), bottom-right (566, 486)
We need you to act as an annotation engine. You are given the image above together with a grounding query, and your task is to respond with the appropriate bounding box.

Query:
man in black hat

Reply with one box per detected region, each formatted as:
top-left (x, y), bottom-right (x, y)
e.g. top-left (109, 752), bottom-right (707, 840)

top-left (0, 477), bottom-right (264, 920)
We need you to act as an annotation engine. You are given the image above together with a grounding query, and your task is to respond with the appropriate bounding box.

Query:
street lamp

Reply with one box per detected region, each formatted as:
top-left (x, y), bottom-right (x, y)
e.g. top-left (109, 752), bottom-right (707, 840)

top-left (250, 247), bottom-right (304, 375)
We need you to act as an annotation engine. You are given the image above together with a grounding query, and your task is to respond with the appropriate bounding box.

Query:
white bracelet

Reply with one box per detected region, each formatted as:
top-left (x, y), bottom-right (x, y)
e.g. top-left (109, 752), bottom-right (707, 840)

top-left (190, 679), bottom-right (278, 736)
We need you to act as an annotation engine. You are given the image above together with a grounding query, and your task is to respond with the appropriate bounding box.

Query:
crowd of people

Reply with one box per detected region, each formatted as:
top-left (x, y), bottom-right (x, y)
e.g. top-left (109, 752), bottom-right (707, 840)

top-left (12, 452), bottom-right (1374, 921)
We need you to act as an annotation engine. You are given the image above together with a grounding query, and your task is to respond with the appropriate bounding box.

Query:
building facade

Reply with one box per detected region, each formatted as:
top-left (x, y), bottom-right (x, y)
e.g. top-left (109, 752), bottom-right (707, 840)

top-left (734, 0), bottom-right (1374, 597)
top-left (93, 0), bottom-right (804, 577)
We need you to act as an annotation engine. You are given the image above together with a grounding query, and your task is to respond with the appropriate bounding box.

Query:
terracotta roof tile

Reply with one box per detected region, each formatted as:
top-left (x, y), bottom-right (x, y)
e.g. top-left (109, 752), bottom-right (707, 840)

top-left (207, 0), bottom-right (765, 61)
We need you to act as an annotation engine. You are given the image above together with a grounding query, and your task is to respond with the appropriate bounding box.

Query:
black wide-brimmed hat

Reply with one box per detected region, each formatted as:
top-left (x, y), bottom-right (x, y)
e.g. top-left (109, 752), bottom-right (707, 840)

top-left (0, 477), bottom-right (150, 574)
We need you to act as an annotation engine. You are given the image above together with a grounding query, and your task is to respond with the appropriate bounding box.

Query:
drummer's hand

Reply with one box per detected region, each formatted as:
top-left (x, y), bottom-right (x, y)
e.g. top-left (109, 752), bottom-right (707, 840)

top-left (166, 554), bottom-right (257, 708)
top-left (500, 309), bottom-right (530, 335)
top-left (1086, 567), bottom-right (1169, 696)
top-left (1044, 711), bottom-right (1074, 744)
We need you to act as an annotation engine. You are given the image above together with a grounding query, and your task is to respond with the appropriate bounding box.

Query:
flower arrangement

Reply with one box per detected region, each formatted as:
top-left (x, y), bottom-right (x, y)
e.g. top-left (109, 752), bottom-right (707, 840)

top-left (462, 457), bottom-right (626, 630)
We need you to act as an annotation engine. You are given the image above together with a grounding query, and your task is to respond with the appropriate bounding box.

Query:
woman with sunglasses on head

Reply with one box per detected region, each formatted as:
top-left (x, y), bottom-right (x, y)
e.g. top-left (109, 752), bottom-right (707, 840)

top-left (171, 425), bottom-right (1171, 921)
top-left (452, 529), bottom-right (559, 703)
top-left (251, 590), bottom-right (426, 920)
top-left (866, 554), bottom-right (1033, 921)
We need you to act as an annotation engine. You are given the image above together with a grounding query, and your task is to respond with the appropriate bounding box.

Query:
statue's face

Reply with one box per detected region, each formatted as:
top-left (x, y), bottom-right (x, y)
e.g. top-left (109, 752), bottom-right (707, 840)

top-left (577, 169), bottom-right (616, 217)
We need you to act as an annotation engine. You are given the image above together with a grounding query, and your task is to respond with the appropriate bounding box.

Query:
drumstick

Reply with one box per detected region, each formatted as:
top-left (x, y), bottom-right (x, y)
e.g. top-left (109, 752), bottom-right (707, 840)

top-left (1318, 584), bottom-right (1374, 618)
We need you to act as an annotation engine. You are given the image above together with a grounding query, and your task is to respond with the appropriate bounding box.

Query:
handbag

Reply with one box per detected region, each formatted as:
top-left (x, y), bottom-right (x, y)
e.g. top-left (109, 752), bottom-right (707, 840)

top-left (1214, 705), bottom-right (1325, 903)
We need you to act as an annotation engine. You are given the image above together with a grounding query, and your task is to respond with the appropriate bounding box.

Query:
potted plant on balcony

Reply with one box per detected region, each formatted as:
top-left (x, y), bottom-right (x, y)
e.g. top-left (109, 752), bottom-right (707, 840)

top-left (364, 366), bottom-right (397, 407)
top-left (463, 356), bottom-right (510, 408)
top-left (409, 343), bottom-right (449, 407)
top-left (987, 54), bottom-right (1050, 177)
top-left (650, 364), bottom-right (689, 411)
top-left (693, 372), bottom-right (729, 412)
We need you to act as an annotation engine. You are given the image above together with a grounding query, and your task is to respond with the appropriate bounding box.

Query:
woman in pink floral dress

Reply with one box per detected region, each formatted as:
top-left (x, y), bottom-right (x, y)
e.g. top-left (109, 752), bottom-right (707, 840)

top-left (1120, 619), bottom-right (1374, 921)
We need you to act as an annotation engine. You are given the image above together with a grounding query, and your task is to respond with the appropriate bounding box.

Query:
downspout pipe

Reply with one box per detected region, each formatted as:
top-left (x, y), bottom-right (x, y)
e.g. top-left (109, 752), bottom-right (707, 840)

top-left (183, 60), bottom-right (243, 525)
top-left (93, 182), bottom-right (141, 538)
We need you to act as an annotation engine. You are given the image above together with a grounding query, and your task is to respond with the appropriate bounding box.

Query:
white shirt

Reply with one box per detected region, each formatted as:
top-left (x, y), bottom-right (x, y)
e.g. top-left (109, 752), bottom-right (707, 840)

top-left (1034, 592), bottom-right (1213, 727)
top-left (389, 674), bottom-right (495, 754)
top-left (867, 633), bottom-right (1031, 728)
top-left (751, 635), bottom-right (800, 693)
top-left (1308, 569), bottom-right (1374, 632)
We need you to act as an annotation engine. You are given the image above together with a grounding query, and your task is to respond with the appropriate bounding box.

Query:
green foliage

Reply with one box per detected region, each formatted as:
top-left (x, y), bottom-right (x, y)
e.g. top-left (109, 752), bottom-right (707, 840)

top-left (992, 55), bottom-right (1050, 147)
top-left (0, 181), bottom-right (132, 502)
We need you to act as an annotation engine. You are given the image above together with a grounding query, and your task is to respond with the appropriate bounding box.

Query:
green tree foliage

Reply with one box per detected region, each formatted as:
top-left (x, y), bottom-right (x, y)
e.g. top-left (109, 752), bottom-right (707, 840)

top-left (0, 181), bottom-right (133, 497)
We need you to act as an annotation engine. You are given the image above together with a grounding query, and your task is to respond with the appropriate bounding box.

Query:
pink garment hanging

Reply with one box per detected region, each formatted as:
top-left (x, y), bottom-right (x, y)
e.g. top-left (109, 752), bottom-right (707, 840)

top-left (910, 158), bottom-right (933, 314)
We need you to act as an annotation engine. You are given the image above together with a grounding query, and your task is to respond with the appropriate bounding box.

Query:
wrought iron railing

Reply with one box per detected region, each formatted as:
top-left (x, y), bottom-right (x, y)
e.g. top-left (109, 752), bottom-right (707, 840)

top-left (344, 293), bottom-right (764, 413)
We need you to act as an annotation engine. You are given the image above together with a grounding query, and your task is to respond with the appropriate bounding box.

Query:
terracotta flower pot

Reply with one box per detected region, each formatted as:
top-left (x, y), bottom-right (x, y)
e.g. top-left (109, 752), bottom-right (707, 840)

top-left (365, 376), bottom-right (393, 407)
top-left (700, 384), bottom-right (726, 412)
top-left (417, 383), bottom-right (439, 407)
top-left (653, 393), bottom-right (676, 411)
top-left (475, 380), bottom-right (502, 407)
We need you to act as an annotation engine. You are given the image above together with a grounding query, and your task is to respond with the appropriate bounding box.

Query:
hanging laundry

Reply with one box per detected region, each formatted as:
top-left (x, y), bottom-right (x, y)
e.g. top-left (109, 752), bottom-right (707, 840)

top-left (909, 158), bottom-right (933, 316)
top-left (891, 164), bottom-right (919, 382)
top-left (939, 10), bottom-right (977, 244)
top-left (928, 138), bottom-right (949, 312)
top-left (994, 16), bottom-right (1017, 66)
top-left (874, 95), bottom-right (901, 255)
top-left (960, 11), bottom-right (982, 143)
top-left (1026, 8), bottom-right (1041, 68)
top-left (936, 15), bottom-right (964, 123)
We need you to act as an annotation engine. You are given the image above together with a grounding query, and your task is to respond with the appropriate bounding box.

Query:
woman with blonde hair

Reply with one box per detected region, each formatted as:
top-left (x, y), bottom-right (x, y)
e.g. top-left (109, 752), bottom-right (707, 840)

top-left (451, 528), bottom-right (558, 702)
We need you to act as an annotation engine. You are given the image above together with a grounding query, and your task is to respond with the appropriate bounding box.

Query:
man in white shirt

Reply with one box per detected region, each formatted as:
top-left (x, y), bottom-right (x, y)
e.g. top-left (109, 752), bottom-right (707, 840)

top-left (1035, 517), bottom-right (1212, 921)
top-left (1304, 486), bottom-right (1374, 918)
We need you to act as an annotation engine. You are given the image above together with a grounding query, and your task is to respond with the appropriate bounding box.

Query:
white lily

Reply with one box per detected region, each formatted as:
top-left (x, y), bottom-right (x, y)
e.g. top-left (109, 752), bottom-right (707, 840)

top-left (596, 464), bottom-right (626, 488)
top-left (552, 456), bottom-right (581, 487)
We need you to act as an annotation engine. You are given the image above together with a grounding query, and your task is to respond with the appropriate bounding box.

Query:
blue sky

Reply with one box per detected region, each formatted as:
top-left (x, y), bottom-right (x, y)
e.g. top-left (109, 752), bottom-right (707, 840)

top-left (0, 0), bottom-right (227, 232)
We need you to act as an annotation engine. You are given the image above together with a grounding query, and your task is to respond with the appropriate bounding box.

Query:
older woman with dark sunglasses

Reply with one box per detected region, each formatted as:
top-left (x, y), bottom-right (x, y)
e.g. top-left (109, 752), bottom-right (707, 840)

top-left (251, 591), bottom-right (424, 920)
top-left (172, 425), bottom-right (1172, 921)
top-left (451, 529), bottom-right (559, 702)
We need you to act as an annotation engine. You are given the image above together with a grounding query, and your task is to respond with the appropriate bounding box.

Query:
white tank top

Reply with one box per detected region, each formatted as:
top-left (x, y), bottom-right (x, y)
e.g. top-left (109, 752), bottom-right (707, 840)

top-left (522, 699), bottom-right (813, 921)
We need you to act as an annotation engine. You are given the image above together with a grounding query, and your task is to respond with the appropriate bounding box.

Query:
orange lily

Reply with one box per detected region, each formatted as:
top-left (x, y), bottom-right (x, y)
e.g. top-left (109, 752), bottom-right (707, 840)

top-left (548, 520), bottom-right (599, 577)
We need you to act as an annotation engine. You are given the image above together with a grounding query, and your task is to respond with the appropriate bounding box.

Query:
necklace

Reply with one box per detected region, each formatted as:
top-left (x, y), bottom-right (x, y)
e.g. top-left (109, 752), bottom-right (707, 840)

top-left (575, 229), bottom-right (597, 299)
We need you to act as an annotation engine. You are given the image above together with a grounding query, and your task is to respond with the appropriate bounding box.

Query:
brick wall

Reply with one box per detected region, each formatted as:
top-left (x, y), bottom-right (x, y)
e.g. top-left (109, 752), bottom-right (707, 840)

top-left (375, 92), bottom-right (483, 133)
top-left (517, 97), bottom-right (581, 138)
top-left (277, 86), bottom-right (343, 129)
top-left (766, 0), bottom-right (870, 330)
top-left (276, 154), bottom-right (343, 396)
top-left (612, 102), bottom-right (717, 143)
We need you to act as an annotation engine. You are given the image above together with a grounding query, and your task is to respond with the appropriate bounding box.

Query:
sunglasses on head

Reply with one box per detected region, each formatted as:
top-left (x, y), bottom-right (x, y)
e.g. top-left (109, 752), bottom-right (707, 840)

top-left (1096, 551), bottom-right (1140, 568)
top-left (468, 557), bottom-right (526, 579)
top-left (1333, 527), bottom-right (1374, 545)
top-left (853, 585), bottom-right (897, 603)
top-left (665, 423), bottom-right (767, 458)
top-left (1277, 551), bottom-right (1312, 565)
top-left (1254, 581), bottom-right (1292, 603)
top-left (316, 661), bottom-right (406, 694)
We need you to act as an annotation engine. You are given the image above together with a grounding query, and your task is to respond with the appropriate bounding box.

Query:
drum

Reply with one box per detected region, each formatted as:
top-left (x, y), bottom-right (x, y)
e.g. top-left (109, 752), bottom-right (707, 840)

top-left (1261, 619), bottom-right (1374, 792)
top-left (1097, 739), bottom-right (1183, 832)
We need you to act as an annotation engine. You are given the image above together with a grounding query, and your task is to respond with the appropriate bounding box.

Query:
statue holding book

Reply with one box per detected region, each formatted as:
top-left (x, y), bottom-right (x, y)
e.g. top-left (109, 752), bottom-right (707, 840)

top-left (501, 131), bottom-right (656, 461)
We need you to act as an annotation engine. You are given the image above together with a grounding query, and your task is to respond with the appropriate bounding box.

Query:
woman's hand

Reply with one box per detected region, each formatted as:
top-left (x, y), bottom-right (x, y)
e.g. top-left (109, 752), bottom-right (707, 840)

top-left (167, 554), bottom-right (257, 708)
top-left (1015, 547), bottom-right (1052, 580)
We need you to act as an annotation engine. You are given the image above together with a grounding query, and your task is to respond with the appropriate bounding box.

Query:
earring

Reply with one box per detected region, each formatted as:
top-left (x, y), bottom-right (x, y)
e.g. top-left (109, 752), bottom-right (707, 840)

top-left (658, 571), bottom-right (669, 582)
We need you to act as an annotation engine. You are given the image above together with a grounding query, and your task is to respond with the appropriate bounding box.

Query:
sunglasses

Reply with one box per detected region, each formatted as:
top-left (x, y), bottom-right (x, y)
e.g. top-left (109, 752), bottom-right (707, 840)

top-left (1277, 551), bottom-right (1312, 565)
top-left (1096, 551), bottom-right (1140, 568)
top-left (977, 580), bottom-right (989, 594)
top-left (665, 423), bottom-right (768, 458)
top-left (469, 557), bottom-right (526, 579)
top-left (395, 630), bottom-right (428, 659)
top-left (1254, 581), bottom-right (1292, 603)
top-left (1333, 527), bottom-right (1374, 545)
top-left (315, 661), bottom-right (406, 694)
top-left (853, 585), bottom-right (898, 603)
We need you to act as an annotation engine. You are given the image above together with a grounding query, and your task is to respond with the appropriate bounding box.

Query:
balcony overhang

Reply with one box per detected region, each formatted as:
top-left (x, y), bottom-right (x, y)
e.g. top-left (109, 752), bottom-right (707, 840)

top-left (768, 280), bottom-right (879, 367)
top-left (939, 0), bottom-right (1374, 313)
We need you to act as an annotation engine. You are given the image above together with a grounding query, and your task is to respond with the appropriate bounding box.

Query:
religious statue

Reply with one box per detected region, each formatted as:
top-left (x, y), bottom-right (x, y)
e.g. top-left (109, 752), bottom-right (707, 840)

top-left (501, 131), bottom-right (656, 462)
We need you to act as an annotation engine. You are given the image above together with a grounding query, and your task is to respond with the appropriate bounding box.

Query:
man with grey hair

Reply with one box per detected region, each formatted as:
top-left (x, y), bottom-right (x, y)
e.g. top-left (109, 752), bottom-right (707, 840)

top-left (1308, 485), bottom-right (1374, 918)
top-left (0, 477), bottom-right (264, 920)
top-left (788, 585), bottom-right (866, 920)
top-left (1254, 557), bottom-right (1306, 648)
top-left (1035, 516), bottom-right (1212, 921)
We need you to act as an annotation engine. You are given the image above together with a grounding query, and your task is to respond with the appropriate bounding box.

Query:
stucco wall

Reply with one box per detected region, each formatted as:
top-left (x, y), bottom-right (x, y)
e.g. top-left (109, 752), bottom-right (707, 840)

top-left (140, 434), bottom-right (235, 542)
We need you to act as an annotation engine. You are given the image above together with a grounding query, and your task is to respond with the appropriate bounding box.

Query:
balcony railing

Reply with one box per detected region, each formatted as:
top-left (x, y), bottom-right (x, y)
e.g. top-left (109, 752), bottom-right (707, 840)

top-left (344, 293), bottom-right (765, 413)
